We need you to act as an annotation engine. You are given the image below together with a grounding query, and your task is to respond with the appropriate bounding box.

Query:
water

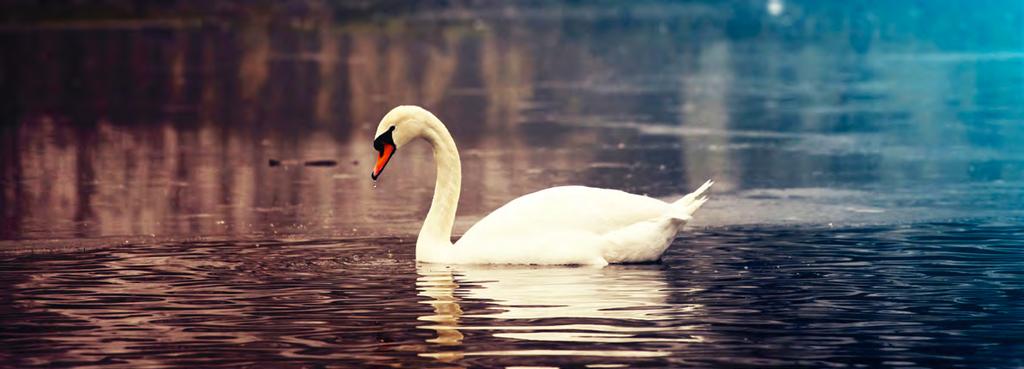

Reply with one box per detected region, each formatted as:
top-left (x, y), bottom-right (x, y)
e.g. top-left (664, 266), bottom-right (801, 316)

top-left (2, 1), bottom-right (1024, 368)
top-left (2, 224), bottom-right (1022, 368)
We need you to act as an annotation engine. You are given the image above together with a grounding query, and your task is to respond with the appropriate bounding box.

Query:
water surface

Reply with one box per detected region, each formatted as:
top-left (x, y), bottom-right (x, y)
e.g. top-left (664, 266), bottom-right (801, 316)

top-left (1, 1), bottom-right (1023, 368)
top-left (2, 223), bottom-right (1022, 368)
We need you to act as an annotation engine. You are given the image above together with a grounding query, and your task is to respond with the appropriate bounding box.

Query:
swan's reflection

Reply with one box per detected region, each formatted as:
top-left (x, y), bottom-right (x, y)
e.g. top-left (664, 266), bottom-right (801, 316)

top-left (417, 266), bottom-right (466, 346)
top-left (416, 264), bottom-right (703, 361)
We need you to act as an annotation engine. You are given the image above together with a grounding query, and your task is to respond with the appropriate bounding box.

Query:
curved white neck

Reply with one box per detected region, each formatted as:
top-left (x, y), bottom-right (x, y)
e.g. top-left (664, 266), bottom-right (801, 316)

top-left (415, 112), bottom-right (461, 261)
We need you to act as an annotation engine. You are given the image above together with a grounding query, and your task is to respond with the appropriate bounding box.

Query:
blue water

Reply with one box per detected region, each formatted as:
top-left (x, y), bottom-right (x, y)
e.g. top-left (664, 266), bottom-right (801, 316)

top-left (1, 1), bottom-right (1023, 368)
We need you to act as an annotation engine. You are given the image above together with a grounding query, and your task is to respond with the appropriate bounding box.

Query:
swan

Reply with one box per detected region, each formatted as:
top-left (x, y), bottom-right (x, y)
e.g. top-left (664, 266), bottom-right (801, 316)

top-left (371, 105), bottom-right (712, 266)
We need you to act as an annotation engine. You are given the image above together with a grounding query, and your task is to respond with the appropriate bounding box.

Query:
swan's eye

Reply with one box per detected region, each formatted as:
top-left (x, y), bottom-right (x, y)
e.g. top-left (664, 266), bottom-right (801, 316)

top-left (372, 126), bottom-right (397, 180)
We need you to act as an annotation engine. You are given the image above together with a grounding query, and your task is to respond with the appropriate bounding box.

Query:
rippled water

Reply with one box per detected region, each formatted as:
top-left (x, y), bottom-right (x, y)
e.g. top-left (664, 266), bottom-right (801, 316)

top-left (1, 222), bottom-right (1022, 368)
top-left (2, 1), bottom-right (1024, 368)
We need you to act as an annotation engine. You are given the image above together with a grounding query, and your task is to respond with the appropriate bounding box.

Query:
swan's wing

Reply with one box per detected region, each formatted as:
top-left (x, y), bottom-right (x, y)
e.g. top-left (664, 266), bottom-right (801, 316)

top-left (452, 183), bottom-right (712, 265)
top-left (458, 186), bottom-right (669, 243)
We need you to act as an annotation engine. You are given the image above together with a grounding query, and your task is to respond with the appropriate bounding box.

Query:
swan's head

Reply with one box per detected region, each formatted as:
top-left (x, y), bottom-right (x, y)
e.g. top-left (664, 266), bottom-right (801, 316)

top-left (371, 105), bottom-right (430, 180)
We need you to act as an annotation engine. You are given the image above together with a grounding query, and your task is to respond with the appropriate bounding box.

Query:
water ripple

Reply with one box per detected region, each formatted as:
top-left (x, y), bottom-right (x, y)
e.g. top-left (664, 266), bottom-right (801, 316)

top-left (1, 219), bottom-right (1022, 368)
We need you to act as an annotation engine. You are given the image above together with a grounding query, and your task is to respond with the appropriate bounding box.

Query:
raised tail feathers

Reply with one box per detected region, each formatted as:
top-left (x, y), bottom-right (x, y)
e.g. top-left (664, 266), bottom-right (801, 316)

top-left (667, 180), bottom-right (713, 222)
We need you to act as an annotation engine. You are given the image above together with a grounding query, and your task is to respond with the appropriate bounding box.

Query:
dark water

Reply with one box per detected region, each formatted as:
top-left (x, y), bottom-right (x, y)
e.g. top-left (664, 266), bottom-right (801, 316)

top-left (2, 223), bottom-right (1022, 368)
top-left (2, 1), bottom-right (1024, 368)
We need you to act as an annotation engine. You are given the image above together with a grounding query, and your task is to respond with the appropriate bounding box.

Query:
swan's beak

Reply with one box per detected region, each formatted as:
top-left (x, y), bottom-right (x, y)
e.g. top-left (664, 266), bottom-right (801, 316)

top-left (372, 125), bottom-right (397, 180)
top-left (372, 143), bottom-right (395, 180)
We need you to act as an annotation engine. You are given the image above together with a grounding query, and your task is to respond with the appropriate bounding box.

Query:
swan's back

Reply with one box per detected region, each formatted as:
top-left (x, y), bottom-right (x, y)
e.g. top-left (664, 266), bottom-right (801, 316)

top-left (453, 186), bottom-right (672, 263)
top-left (465, 186), bottom-right (667, 237)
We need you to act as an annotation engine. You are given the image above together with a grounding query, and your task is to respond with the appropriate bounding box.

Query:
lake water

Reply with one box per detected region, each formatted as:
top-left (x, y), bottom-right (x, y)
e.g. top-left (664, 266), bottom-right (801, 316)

top-left (1, 1), bottom-right (1023, 368)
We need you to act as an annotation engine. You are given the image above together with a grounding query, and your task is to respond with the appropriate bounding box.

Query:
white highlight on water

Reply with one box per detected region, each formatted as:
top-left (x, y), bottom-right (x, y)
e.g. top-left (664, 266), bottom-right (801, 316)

top-left (767, 0), bottom-right (783, 16)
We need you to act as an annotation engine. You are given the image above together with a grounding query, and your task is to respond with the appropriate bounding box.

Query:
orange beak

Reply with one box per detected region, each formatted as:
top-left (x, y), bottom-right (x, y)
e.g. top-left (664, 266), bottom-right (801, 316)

top-left (372, 143), bottom-right (395, 180)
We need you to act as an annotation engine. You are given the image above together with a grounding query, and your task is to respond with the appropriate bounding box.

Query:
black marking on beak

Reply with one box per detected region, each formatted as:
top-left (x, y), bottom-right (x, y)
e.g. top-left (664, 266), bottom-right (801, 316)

top-left (372, 126), bottom-right (396, 180)
top-left (373, 126), bottom-right (395, 153)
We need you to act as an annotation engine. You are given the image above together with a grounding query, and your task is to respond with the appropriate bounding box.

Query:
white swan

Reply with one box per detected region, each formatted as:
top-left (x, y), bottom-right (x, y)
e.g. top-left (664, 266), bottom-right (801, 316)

top-left (371, 105), bottom-right (712, 266)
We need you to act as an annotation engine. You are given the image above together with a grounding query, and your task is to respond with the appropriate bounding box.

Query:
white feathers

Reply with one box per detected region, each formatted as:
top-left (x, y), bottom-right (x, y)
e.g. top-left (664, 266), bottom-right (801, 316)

top-left (451, 184), bottom-right (713, 265)
top-left (374, 106), bottom-right (712, 265)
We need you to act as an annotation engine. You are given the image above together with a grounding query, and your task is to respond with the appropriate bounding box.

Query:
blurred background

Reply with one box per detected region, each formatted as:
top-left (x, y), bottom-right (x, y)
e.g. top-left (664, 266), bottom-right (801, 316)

top-left (1, 0), bottom-right (1022, 243)
top-left (1, 3), bottom-right (1023, 368)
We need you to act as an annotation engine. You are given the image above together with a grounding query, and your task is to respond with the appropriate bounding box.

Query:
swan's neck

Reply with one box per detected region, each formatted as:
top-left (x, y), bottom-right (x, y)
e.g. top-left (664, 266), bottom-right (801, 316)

top-left (416, 114), bottom-right (461, 261)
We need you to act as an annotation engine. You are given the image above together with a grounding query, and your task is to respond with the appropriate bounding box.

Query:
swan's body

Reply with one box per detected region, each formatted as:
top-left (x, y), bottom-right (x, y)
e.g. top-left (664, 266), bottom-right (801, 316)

top-left (372, 106), bottom-right (711, 266)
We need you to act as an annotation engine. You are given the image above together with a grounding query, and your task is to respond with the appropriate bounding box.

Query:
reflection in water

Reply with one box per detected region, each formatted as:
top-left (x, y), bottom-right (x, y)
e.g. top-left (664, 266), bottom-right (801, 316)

top-left (2, 2), bottom-right (1022, 242)
top-left (418, 266), bottom-right (465, 346)
top-left (0, 222), bottom-right (1021, 368)
top-left (416, 264), bottom-right (701, 362)
top-left (1, 2), bottom-right (1023, 368)
top-left (0, 239), bottom-right (429, 367)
